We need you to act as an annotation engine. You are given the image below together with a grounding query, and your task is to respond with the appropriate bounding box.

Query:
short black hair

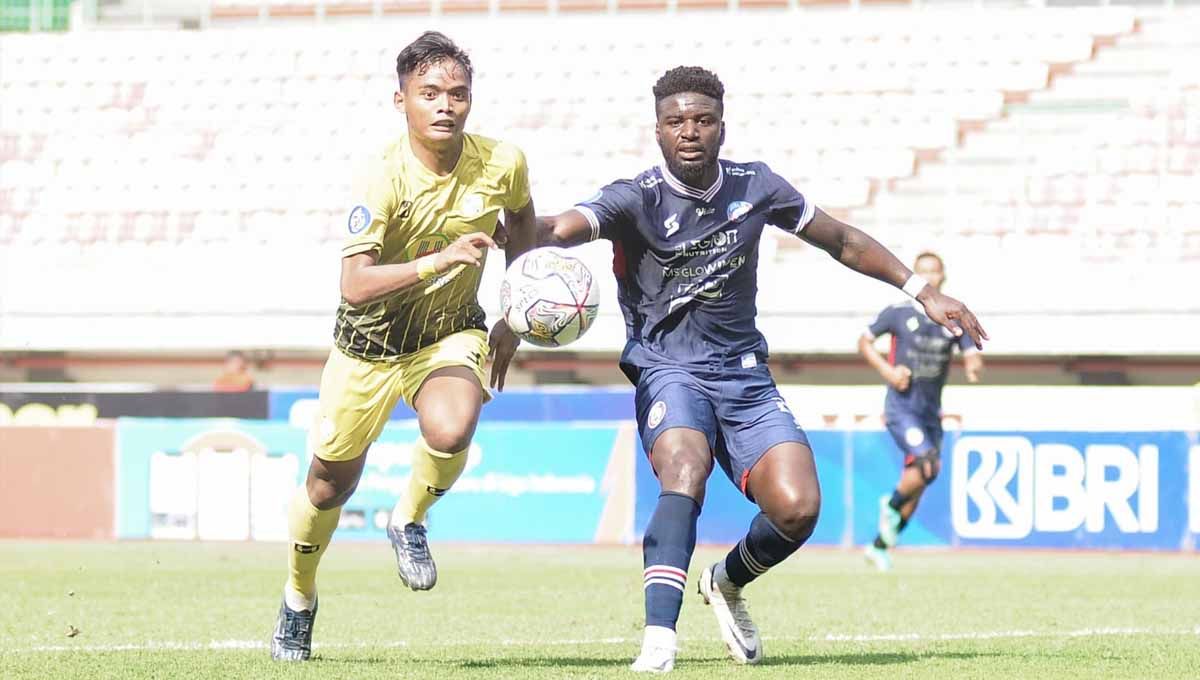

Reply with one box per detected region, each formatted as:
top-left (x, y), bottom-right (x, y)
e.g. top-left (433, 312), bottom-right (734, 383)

top-left (914, 251), bottom-right (945, 269)
top-left (396, 31), bottom-right (473, 88)
top-left (652, 66), bottom-right (725, 107)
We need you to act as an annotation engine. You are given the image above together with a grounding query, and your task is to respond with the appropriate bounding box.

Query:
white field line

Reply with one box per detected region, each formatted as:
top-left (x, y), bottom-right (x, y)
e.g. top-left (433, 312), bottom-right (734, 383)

top-left (10, 627), bottom-right (1199, 654)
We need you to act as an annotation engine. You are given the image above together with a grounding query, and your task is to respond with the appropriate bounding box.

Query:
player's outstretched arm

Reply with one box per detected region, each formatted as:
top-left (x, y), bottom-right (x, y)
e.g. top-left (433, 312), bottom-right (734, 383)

top-left (489, 198), bottom-right (538, 392)
top-left (339, 232), bottom-right (495, 306)
top-left (536, 210), bottom-right (595, 248)
top-left (801, 208), bottom-right (988, 349)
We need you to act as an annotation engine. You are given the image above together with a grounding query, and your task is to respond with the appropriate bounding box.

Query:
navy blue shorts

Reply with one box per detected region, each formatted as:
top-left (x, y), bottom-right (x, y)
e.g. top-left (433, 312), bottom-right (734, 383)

top-left (885, 410), bottom-right (943, 463)
top-left (633, 363), bottom-right (810, 500)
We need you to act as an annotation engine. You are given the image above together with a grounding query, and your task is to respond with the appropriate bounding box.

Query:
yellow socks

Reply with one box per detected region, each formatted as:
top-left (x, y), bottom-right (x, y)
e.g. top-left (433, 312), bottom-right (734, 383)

top-left (285, 486), bottom-right (342, 611)
top-left (390, 437), bottom-right (468, 526)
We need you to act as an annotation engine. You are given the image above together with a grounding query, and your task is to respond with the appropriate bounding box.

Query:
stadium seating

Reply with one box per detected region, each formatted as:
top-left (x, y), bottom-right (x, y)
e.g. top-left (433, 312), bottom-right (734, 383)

top-left (4, 6), bottom-right (1196, 354)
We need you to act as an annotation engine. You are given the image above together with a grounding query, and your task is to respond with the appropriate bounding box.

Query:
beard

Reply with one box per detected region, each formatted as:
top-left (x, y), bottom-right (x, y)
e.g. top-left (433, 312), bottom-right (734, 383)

top-left (664, 153), bottom-right (716, 188)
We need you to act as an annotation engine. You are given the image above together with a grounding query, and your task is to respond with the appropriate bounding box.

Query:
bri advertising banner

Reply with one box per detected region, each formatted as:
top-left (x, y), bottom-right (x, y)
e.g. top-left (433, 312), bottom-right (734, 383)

top-left (113, 418), bottom-right (1200, 551)
top-left (650, 429), bottom-right (1200, 551)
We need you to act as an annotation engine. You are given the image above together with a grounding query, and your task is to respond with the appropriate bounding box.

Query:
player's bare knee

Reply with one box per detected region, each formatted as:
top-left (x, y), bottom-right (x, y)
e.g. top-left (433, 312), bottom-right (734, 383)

top-left (768, 493), bottom-right (821, 542)
top-left (307, 477), bottom-right (355, 510)
top-left (655, 448), bottom-right (711, 500)
top-left (910, 450), bottom-right (941, 484)
top-left (422, 425), bottom-right (474, 454)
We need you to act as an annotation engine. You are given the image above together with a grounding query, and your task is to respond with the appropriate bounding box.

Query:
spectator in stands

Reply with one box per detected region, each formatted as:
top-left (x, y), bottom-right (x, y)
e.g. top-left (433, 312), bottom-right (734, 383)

top-left (213, 350), bottom-right (254, 392)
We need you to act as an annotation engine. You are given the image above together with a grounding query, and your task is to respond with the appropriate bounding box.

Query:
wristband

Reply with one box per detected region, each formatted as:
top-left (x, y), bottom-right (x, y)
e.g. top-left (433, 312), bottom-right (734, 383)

top-left (902, 274), bottom-right (928, 299)
top-left (416, 255), bottom-right (439, 281)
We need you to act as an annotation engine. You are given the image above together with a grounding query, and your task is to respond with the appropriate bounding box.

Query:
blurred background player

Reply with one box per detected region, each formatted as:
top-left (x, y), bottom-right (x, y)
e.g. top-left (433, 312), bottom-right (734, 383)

top-left (271, 31), bottom-right (537, 661)
top-left (860, 252), bottom-right (984, 572)
top-left (212, 350), bottom-right (254, 392)
top-left (538, 67), bottom-right (987, 672)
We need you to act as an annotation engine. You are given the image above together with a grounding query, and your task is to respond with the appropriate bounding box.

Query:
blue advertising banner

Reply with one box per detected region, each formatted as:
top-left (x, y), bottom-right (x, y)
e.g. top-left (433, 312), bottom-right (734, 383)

top-left (942, 431), bottom-right (1198, 550)
top-left (636, 430), bottom-right (1200, 551)
top-left (334, 422), bottom-right (631, 543)
top-left (114, 419), bottom-right (634, 544)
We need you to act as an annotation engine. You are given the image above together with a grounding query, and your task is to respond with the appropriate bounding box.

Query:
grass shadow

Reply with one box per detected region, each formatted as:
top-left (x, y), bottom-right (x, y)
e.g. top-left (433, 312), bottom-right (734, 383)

top-left (762, 650), bottom-right (1007, 667)
top-left (456, 656), bottom-right (632, 670)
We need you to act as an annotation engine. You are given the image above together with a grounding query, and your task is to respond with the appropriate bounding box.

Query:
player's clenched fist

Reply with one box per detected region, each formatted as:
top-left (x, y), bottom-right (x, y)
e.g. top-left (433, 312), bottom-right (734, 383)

top-left (888, 365), bottom-right (912, 392)
top-left (434, 232), bottom-right (496, 272)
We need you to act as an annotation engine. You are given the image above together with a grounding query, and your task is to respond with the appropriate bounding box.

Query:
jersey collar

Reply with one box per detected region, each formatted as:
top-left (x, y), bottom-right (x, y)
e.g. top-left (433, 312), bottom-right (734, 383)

top-left (658, 161), bottom-right (724, 203)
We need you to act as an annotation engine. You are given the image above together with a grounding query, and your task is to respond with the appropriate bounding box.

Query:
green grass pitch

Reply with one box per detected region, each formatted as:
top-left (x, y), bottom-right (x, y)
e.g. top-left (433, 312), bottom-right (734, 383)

top-left (2, 541), bottom-right (1197, 679)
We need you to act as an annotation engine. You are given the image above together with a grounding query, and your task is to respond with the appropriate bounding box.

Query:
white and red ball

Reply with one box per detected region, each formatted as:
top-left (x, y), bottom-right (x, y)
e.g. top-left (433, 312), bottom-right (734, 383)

top-left (500, 248), bottom-right (600, 347)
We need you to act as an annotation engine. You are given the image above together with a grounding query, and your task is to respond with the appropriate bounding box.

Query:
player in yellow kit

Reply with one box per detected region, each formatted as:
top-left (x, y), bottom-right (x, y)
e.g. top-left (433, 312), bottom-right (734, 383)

top-left (271, 31), bottom-right (537, 662)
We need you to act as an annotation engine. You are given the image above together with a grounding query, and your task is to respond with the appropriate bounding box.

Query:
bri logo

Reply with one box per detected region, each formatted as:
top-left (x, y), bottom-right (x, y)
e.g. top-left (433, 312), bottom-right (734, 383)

top-left (951, 436), bottom-right (1159, 540)
top-left (726, 201), bottom-right (753, 223)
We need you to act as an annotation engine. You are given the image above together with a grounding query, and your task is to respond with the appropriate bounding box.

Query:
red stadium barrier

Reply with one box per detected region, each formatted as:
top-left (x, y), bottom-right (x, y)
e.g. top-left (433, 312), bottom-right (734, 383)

top-left (0, 425), bottom-right (117, 539)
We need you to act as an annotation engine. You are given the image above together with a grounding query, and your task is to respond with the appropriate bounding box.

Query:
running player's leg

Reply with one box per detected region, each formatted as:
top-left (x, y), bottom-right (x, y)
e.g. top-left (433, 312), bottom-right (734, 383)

top-left (700, 371), bottom-right (817, 665)
top-left (274, 349), bottom-right (404, 661)
top-left (388, 330), bottom-right (489, 591)
top-left (895, 416), bottom-right (943, 528)
top-left (872, 415), bottom-right (939, 552)
top-left (631, 369), bottom-right (716, 673)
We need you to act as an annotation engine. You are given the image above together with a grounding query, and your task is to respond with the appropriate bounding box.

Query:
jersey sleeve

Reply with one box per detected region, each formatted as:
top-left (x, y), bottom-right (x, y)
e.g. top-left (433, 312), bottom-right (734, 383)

top-left (502, 145), bottom-right (531, 212)
top-left (342, 156), bottom-right (398, 258)
top-left (758, 163), bottom-right (816, 235)
top-left (570, 179), bottom-right (641, 242)
top-left (864, 307), bottom-right (895, 340)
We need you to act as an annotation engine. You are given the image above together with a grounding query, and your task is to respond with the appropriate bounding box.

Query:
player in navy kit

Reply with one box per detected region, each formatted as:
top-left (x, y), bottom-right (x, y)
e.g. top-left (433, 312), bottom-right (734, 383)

top-left (536, 67), bottom-right (987, 672)
top-left (860, 251), bottom-right (984, 572)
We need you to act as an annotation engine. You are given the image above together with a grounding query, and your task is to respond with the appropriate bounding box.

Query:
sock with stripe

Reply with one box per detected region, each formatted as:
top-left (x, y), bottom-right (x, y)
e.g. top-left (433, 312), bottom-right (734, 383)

top-left (285, 485), bottom-right (342, 611)
top-left (642, 492), bottom-right (701, 631)
top-left (390, 436), bottom-right (468, 527)
top-left (722, 512), bottom-right (806, 588)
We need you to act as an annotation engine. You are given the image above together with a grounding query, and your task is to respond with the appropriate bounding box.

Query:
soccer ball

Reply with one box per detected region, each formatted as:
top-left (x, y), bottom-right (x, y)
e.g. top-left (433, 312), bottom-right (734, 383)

top-left (500, 247), bottom-right (600, 347)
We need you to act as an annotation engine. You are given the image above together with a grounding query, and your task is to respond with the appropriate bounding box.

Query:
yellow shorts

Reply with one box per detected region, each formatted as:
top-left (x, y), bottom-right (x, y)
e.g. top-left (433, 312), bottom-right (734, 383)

top-left (312, 329), bottom-right (490, 462)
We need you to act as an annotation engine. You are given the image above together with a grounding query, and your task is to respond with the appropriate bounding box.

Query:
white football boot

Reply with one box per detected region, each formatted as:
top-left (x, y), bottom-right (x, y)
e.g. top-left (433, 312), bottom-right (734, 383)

top-left (630, 625), bottom-right (677, 673)
top-left (698, 563), bottom-right (762, 664)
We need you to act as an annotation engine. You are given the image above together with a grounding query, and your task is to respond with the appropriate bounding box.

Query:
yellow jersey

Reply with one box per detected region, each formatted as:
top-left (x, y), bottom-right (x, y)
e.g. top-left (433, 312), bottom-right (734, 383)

top-left (334, 133), bottom-right (530, 361)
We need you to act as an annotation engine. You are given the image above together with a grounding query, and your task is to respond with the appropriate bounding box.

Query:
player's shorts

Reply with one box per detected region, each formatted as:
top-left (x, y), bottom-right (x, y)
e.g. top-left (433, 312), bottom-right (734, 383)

top-left (884, 410), bottom-right (943, 463)
top-left (633, 363), bottom-right (810, 501)
top-left (312, 329), bottom-right (490, 462)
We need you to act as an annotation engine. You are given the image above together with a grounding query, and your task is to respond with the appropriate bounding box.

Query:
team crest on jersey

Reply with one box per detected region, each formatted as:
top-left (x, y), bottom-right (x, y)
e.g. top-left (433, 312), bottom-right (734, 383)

top-left (726, 201), bottom-right (753, 223)
top-left (906, 316), bottom-right (921, 332)
top-left (461, 193), bottom-right (485, 217)
top-left (347, 205), bottom-right (371, 234)
top-left (648, 401), bottom-right (667, 429)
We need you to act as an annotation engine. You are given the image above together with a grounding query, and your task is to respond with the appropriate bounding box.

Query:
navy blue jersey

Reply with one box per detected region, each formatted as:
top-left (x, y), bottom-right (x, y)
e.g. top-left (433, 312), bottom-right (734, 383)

top-left (865, 301), bottom-right (977, 417)
top-left (573, 161), bottom-right (814, 380)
